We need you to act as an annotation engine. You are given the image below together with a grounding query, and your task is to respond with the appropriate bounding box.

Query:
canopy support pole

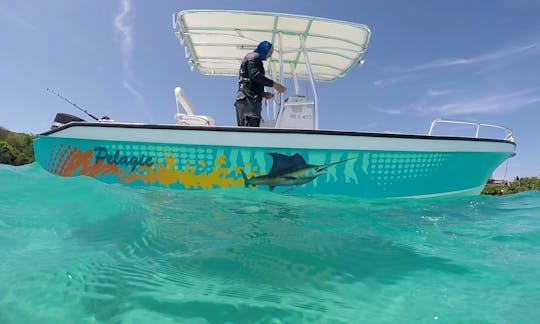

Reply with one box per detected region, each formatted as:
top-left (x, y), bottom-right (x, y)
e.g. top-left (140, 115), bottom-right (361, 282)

top-left (299, 33), bottom-right (319, 130)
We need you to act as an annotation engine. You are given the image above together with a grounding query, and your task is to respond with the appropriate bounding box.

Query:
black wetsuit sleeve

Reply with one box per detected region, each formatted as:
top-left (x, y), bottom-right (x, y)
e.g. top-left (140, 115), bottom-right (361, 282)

top-left (246, 59), bottom-right (274, 87)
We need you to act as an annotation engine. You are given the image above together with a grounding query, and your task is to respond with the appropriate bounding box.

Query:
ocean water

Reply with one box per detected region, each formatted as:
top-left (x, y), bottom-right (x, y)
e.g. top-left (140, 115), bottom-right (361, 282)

top-left (0, 163), bottom-right (539, 323)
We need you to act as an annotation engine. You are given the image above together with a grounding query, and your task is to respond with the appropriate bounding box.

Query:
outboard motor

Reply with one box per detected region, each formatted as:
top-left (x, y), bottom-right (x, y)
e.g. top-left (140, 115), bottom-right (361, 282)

top-left (51, 113), bottom-right (86, 129)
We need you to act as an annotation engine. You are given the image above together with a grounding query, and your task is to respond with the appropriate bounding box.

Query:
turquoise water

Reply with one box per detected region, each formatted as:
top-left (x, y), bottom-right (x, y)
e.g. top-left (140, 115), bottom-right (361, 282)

top-left (1, 163), bottom-right (539, 323)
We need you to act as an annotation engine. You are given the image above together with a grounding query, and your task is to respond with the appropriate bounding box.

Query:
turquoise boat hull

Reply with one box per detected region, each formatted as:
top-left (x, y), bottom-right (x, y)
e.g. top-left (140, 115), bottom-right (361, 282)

top-left (33, 123), bottom-right (516, 199)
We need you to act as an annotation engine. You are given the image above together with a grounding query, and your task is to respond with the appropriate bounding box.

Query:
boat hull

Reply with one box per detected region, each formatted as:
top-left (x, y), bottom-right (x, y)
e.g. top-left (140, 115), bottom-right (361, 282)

top-left (33, 123), bottom-right (516, 199)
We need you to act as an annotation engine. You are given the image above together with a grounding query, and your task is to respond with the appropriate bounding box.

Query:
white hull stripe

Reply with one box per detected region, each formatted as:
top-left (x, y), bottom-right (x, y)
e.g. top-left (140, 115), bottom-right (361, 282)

top-left (45, 124), bottom-right (516, 153)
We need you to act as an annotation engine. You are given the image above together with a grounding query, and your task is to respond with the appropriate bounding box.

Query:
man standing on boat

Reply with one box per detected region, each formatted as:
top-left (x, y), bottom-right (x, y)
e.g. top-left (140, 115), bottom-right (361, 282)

top-left (235, 41), bottom-right (286, 127)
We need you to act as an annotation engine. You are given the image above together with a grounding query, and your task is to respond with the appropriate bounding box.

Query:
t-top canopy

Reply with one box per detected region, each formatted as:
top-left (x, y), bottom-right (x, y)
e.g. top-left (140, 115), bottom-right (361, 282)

top-left (174, 10), bottom-right (371, 82)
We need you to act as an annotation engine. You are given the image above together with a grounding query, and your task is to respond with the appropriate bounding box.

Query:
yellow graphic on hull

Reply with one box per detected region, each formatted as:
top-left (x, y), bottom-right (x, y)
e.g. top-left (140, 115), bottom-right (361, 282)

top-left (53, 147), bottom-right (262, 189)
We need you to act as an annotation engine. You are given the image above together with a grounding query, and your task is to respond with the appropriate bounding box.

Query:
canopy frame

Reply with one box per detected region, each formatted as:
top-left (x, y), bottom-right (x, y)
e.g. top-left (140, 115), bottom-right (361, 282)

top-left (173, 10), bottom-right (371, 129)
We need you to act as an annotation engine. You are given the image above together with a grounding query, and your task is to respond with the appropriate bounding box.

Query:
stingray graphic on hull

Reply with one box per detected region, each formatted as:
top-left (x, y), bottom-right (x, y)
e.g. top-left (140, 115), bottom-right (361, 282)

top-left (241, 152), bottom-right (356, 191)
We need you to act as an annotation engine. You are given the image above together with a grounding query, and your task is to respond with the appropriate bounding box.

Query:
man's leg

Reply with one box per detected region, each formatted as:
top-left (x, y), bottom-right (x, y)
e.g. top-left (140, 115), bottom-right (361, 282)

top-left (234, 101), bottom-right (245, 126)
top-left (244, 115), bottom-right (261, 127)
top-left (236, 98), bottom-right (262, 127)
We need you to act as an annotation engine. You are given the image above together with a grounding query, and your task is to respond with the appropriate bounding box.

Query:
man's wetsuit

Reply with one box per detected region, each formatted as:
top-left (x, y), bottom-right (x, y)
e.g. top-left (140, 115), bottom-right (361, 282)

top-left (235, 52), bottom-right (274, 127)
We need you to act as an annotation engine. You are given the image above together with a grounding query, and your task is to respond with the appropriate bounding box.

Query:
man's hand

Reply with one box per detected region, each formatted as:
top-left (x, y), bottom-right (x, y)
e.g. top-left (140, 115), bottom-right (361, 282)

top-left (273, 82), bottom-right (286, 93)
top-left (263, 92), bottom-right (274, 99)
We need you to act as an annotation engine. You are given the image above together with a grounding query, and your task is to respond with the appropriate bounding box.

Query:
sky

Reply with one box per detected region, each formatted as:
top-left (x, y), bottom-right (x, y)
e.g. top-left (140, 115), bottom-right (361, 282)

top-left (1, 0), bottom-right (539, 179)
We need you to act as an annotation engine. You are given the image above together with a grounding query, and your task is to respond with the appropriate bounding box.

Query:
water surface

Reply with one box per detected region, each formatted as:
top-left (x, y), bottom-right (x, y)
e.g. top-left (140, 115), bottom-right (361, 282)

top-left (1, 163), bottom-right (539, 323)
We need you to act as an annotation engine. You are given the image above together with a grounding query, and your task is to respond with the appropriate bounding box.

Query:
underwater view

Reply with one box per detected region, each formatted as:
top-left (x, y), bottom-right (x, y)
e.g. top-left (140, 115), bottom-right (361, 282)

top-left (1, 163), bottom-right (539, 323)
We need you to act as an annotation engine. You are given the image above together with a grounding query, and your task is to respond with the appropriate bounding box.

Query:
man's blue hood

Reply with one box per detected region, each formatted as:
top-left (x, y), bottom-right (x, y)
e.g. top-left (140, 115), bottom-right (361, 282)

top-left (254, 41), bottom-right (273, 60)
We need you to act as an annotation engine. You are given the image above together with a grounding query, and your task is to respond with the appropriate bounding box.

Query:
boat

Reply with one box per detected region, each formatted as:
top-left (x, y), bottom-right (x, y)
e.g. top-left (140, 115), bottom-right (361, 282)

top-left (32, 10), bottom-right (516, 199)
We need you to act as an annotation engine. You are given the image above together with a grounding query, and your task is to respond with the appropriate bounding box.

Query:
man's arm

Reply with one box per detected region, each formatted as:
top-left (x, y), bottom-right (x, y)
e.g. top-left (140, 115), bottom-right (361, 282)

top-left (246, 58), bottom-right (286, 93)
top-left (246, 59), bottom-right (274, 87)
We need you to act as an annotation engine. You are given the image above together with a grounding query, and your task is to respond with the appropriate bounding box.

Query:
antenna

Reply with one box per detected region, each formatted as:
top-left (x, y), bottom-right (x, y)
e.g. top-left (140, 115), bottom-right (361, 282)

top-left (45, 88), bottom-right (100, 121)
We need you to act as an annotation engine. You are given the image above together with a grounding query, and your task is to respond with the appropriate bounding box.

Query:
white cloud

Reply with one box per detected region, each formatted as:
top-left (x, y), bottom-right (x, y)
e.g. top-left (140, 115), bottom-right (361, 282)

top-left (123, 81), bottom-right (153, 121)
top-left (427, 89), bottom-right (453, 97)
top-left (375, 42), bottom-right (539, 88)
top-left (0, 7), bottom-right (36, 31)
top-left (393, 43), bottom-right (539, 74)
top-left (373, 78), bottom-right (398, 87)
top-left (114, 0), bottom-right (145, 103)
top-left (114, 0), bottom-right (133, 69)
top-left (420, 87), bottom-right (540, 116)
top-left (373, 75), bottom-right (411, 88)
top-left (375, 108), bottom-right (402, 115)
top-left (123, 80), bottom-right (143, 99)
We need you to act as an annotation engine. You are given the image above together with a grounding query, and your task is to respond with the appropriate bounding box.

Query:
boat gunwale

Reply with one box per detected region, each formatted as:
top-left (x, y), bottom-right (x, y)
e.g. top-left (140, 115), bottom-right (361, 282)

top-left (39, 122), bottom-right (517, 146)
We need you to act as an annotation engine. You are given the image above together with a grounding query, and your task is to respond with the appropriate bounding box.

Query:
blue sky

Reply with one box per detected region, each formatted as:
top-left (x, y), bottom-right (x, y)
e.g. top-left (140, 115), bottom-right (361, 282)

top-left (1, 0), bottom-right (539, 179)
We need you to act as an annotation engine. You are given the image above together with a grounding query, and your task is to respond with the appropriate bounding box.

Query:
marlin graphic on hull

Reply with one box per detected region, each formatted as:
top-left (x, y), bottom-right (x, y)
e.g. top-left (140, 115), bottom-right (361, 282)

top-left (241, 152), bottom-right (356, 191)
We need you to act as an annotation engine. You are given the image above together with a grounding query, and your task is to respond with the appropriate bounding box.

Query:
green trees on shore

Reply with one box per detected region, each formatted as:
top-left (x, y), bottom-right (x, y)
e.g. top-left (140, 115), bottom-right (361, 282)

top-left (482, 177), bottom-right (540, 195)
top-left (0, 127), bottom-right (36, 165)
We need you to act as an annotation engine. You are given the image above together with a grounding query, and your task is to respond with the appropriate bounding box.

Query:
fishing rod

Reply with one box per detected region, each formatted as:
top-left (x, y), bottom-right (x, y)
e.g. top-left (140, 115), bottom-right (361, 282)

top-left (45, 88), bottom-right (100, 121)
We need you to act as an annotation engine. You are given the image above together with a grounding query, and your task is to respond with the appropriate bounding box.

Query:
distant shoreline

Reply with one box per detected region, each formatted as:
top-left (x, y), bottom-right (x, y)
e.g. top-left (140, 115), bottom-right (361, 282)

top-left (483, 177), bottom-right (540, 195)
top-left (0, 126), bottom-right (36, 166)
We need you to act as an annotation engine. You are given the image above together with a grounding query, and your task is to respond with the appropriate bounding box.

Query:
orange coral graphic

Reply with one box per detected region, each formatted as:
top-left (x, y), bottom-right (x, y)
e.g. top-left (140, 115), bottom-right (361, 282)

top-left (51, 146), bottom-right (126, 178)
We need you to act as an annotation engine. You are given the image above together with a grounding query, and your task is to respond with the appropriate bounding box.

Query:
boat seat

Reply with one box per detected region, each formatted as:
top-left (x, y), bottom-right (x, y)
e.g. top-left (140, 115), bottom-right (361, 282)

top-left (174, 113), bottom-right (215, 126)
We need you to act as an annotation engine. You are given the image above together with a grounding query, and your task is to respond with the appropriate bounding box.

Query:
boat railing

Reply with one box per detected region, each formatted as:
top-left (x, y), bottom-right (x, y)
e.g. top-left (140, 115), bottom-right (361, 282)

top-left (428, 118), bottom-right (514, 142)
